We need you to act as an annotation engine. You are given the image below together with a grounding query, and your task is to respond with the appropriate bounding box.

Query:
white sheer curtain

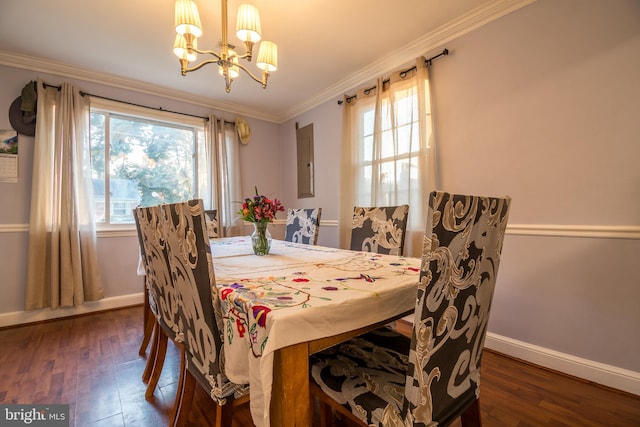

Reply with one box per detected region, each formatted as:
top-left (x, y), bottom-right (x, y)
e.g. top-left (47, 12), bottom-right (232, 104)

top-left (25, 79), bottom-right (104, 309)
top-left (205, 116), bottom-right (243, 236)
top-left (339, 57), bottom-right (439, 258)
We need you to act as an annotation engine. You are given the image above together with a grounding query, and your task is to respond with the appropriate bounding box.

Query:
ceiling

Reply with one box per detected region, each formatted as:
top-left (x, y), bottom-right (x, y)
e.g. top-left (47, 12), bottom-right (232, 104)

top-left (0, 0), bottom-right (533, 123)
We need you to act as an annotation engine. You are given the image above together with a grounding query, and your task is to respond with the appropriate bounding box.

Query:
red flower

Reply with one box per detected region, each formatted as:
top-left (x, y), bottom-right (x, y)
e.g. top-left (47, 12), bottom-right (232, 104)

top-left (252, 305), bottom-right (272, 328)
top-left (236, 318), bottom-right (246, 337)
top-left (237, 186), bottom-right (285, 223)
top-left (220, 288), bottom-right (234, 300)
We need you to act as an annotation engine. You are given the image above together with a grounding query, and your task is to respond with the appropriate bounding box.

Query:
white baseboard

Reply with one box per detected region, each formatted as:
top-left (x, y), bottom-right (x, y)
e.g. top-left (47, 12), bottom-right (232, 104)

top-left (0, 293), bottom-right (144, 328)
top-left (485, 332), bottom-right (640, 396)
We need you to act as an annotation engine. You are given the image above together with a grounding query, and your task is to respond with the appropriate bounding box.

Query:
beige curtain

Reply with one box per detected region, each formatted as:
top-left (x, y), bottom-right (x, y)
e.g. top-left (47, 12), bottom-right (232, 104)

top-left (25, 79), bottom-right (104, 309)
top-left (205, 116), bottom-right (243, 236)
top-left (339, 57), bottom-right (439, 258)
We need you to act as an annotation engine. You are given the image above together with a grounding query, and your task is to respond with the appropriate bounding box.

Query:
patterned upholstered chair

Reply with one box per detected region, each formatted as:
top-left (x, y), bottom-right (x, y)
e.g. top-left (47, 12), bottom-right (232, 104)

top-left (134, 206), bottom-right (183, 401)
top-left (311, 192), bottom-right (511, 427)
top-left (160, 200), bottom-right (249, 426)
top-left (350, 205), bottom-right (409, 255)
top-left (284, 207), bottom-right (322, 245)
top-left (205, 209), bottom-right (220, 238)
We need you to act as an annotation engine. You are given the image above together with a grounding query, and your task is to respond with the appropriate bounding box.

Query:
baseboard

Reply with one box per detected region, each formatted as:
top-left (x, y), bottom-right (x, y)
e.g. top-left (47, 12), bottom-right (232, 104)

top-left (0, 293), bottom-right (144, 328)
top-left (485, 332), bottom-right (640, 396)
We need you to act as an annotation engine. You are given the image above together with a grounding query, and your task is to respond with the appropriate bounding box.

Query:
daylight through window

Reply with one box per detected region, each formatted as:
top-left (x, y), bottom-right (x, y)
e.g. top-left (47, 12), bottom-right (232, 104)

top-left (89, 100), bottom-right (205, 225)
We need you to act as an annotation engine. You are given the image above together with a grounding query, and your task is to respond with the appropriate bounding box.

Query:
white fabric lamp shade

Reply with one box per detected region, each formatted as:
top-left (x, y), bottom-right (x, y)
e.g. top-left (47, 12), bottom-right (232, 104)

top-left (173, 34), bottom-right (197, 61)
top-left (236, 4), bottom-right (262, 43)
top-left (257, 41), bottom-right (277, 72)
top-left (175, 0), bottom-right (203, 38)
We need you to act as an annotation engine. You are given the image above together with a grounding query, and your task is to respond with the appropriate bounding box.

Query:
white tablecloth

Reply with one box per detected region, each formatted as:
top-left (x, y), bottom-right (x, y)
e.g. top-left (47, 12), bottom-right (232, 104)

top-left (211, 237), bottom-right (421, 426)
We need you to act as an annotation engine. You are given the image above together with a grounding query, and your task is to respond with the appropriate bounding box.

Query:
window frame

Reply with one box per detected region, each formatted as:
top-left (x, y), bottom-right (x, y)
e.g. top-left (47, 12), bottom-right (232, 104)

top-left (89, 97), bottom-right (206, 230)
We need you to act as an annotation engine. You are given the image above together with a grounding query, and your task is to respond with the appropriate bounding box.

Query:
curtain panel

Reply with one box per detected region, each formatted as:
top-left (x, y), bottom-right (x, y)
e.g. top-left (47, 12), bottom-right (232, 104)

top-left (339, 58), bottom-right (439, 258)
top-left (25, 79), bottom-right (104, 309)
top-left (205, 116), bottom-right (243, 237)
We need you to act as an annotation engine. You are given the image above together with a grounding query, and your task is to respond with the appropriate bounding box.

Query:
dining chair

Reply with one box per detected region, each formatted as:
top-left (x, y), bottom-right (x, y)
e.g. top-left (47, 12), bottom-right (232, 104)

top-left (134, 206), bottom-right (183, 401)
top-left (284, 207), bottom-right (322, 245)
top-left (350, 205), bottom-right (409, 255)
top-left (205, 209), bottom-right (220, 238)
top-left (311, 191), bottom-right (511, 427)
top-left (160, 199), bottom-right (249, 427)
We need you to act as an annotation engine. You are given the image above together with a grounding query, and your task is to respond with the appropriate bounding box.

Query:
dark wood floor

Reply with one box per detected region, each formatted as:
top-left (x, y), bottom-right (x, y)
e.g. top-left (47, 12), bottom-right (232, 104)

top-left (1, 306), bottom-right (639, 427)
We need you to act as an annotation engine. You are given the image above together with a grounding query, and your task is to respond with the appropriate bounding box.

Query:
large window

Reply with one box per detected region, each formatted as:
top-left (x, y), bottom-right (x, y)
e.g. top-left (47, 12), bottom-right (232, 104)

top-left (89, 99), bottom-right (206, 224)
top-left (355, 85), bottom-right (424, 207)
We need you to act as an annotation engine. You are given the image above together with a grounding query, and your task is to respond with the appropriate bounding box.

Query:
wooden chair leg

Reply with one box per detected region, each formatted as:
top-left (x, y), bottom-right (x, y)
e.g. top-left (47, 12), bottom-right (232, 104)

top-left (460, 398), bottom-right (482, 427)
top-left (170, 345), bottom-right (186, 427)
top-left (216, 401), bottom-right (234, 427)
top-left (145, 328), bottom-right (168, 399)
top-left (142, 320), bottom-right (159, 383)
top-left (172, 365), bottom-right (196, 427)
top-left (138, 279), bottom-right (154, 356)
top-left (315, 396), bottom-right (331, 427)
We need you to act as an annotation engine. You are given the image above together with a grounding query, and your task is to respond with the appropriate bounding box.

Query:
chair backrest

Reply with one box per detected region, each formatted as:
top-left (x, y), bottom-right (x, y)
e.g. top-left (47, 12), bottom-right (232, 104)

top-left (204, 209), bottom-right (219, 238)
top-left (284, 208), bottom-right (322, 245)
top-left (402, 191), bottom-right (511, 426)
top-left (350, 205), bottom-right (409, 255)
top-left (134, 205), bottom-right (182, 341)
top-left (160, 199), bottom-right (244, 401)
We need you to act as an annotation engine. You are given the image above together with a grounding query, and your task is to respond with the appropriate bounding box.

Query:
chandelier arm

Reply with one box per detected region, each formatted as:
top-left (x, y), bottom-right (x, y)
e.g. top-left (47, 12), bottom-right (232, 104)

top-left (183, 58), bottom-right (222, 74)
top-left (189, 48), bottom-right (223, 60)
top-left (234, 61), bottom-right (269, 87)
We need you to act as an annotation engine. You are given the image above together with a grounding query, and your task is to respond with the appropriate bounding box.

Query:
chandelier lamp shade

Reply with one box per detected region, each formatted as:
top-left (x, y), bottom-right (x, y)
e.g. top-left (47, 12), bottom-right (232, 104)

top-left (173, 0), bottom-right (278, 93)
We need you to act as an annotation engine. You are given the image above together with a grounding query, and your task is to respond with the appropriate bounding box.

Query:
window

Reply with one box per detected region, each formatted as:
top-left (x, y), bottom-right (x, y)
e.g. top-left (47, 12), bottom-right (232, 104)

top-left (89, 98), bottom-right (206, 225)
top-left (340, 63), bottom-right (435, 257)
top-left (355, 85), bottom-right (424, 207)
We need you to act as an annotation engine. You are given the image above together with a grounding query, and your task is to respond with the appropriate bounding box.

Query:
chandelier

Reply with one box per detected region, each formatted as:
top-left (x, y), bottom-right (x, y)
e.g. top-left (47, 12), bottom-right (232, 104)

top-left (173, 0), bottom-right (278, 93)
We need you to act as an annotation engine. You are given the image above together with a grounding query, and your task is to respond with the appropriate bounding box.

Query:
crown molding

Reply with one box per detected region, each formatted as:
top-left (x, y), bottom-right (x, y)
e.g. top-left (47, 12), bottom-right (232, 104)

top-left (0, 50), bottom-right (280, 123)
top-left (280, 0), bottom-right (537, 122)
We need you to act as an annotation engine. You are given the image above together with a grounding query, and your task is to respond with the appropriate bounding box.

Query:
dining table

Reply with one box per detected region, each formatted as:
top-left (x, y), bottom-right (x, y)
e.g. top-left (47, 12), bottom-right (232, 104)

top-left (210, 236), bottom-right (421, 427)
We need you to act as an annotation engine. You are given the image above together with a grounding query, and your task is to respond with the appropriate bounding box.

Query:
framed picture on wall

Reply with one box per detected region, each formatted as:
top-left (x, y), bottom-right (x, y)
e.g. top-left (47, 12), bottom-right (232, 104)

top-left (0, 130), bottom-right (19, 183)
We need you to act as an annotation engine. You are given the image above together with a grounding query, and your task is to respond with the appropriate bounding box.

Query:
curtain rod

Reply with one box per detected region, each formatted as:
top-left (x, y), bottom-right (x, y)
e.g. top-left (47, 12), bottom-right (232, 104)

top-left (337, 48), bottom-right (449, 105)
top-left (41, 82), bottom-right (211, 122)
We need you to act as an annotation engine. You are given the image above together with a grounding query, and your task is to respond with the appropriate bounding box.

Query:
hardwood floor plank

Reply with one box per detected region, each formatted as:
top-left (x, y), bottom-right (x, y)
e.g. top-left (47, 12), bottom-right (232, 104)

top-left (0, 306), bottom-right (638, 427)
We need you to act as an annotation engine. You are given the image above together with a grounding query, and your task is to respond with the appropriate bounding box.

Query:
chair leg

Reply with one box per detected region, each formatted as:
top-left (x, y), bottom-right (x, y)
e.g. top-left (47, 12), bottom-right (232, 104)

top-left (142, 320), bottom-right (159, 383)
top-left (145, 328), bottom-right (168, 399)
top-left (170, 345), bottom-right (186, 427)
top-left (172, 365), bottom-right (196, 427)
top-left (138, 280), bottom-right (154, 356)
top-left (216, 401), bottom-right (234, 427)
top-left (460, 398), bottom-right (482, 427)
top-left (315, 396), bottom-right (331, 427)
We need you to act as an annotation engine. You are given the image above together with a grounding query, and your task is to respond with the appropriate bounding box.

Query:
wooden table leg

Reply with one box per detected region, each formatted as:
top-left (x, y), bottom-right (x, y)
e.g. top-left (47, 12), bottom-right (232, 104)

top-left (271, 342), bottom-right (311, 426)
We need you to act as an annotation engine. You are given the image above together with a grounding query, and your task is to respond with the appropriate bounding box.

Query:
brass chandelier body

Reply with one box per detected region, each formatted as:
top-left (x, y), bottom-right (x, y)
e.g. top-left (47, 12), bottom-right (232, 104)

top-left (173, 0), bottom-right (278, 93)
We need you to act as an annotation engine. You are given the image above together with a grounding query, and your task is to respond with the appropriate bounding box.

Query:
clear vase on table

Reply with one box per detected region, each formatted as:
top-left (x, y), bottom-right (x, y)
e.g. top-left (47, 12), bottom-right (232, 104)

top-left (251, 221), bottom-right (272, 255)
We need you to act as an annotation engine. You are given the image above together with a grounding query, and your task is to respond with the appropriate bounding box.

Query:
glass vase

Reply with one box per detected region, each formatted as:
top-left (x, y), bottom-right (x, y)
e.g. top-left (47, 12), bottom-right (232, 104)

top-left (251, 221), bottom-right (272, 256)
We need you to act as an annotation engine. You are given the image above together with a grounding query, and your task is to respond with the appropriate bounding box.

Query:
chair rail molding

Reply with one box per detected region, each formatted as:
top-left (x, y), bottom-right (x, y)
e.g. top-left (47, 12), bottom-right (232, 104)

top-left (3, 222), bottom-right (640, 239)
top-left (507, 224), bottom-right (640, 240)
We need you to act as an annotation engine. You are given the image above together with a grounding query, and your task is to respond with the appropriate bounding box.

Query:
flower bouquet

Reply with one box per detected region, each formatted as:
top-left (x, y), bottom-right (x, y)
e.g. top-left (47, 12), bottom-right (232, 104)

top-left (238, 187), bottom-right (284, 255)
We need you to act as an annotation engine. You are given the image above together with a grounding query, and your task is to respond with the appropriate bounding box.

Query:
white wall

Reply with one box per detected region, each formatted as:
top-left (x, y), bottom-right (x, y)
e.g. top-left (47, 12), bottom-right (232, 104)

top-left (278, 0), bottom-right (640, 392)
